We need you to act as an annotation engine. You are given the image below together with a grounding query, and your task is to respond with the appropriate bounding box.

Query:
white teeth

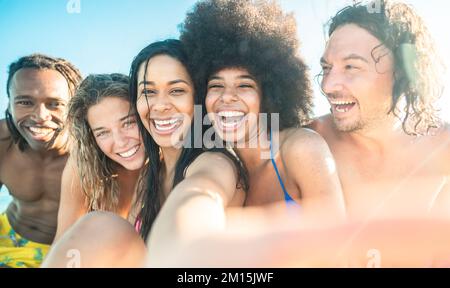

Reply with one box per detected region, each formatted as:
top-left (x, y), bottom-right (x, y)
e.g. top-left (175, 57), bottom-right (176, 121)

top-left (154, 118), bottom-right (181, 125)
top-left (28, 126), bottom-right (53, 135)
top-left (118, 145), bottom-right (139, 158)
top-left (217, 111), bottom-right (245, 118)
top-left (217, 111), bottom-right (246, 129)
top-left (222, 121), bottom-right (239, 128)
top-left (330, 100), bottom-right (355, 105)
top-left (153, 118), bottom-right (181, 132)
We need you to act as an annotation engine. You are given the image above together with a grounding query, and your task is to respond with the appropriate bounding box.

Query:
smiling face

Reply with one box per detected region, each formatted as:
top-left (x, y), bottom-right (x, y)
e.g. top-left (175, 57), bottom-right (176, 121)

top-left (205, 67), bottom-right (261, 144)
top-left (8, 68), bottom-right (71, 151)
top-left (136, 55), bottom-right (194, 148)
top-left (87, 96), bottom-right (145, 171)
top-left (320, 24), bottom-right (395, 132)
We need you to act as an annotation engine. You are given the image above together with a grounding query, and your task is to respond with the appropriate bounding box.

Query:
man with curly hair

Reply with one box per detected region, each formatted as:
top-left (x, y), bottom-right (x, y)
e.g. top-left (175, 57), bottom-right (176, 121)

top-left (310, 0), bottom-right (450, 220)
top-left (0, 54), bottom-right (81, 267)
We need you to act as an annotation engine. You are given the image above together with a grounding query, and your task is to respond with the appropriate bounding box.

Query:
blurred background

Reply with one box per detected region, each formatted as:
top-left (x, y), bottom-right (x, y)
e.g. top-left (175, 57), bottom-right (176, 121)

top-left (1, 0), bottom-right (449, 210)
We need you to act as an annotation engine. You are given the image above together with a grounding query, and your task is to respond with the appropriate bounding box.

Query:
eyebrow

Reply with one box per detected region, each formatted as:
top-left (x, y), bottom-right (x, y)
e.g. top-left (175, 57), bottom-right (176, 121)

top-left (14, 95), bottom-right (66, 102)
top-left (343, 54), bottom-right (369, 63)
top-left (92, 114), bottom-right (134, 132)
top-left (138, 79), bottom-right (189, 87)
top-left (120, 114), bottom-right (134, 121)
top-left (208, 74), bottom-right (256, 81)
top-left (320, 54), bottom-right (369, 65)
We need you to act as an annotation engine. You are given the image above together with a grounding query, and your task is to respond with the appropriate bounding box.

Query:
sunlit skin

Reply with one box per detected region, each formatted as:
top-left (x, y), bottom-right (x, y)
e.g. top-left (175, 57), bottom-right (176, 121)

top-left (8, 68), bottom-right (71, 152)
top-left (87, 97), bottom-right (145, 171)
top-left (206, 68), bottom-right (345, 223)
top-left (206, 68), bottom-right (260, 144)
top-left (43, 53), bottom-right (242, 268)
top-left (319, 24), bottom-right (395, 133)
top-left (0, 68), bottom-right (71, 244)
top-left (53, 97), bottom-right (146, 242)
top-left (136, 55), bottom-right (194, 151)
top-left (134, 55), bottom-right (246, 266)
top-left (310, 24), bottom-right (450, 220)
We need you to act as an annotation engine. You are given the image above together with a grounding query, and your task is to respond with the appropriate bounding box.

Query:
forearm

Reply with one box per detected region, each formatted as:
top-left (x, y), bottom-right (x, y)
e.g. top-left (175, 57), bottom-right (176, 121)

top-left (158, 218), bottom-right (450, 268)
top-left (146, 179), bottom-right (227, 266)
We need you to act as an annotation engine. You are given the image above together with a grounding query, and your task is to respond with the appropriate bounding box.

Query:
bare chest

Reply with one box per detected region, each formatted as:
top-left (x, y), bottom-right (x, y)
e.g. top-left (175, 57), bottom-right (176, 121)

top-left (0, 151), bottom-right (67, 202)
top-left (335, 147), bottom-right (448, 220)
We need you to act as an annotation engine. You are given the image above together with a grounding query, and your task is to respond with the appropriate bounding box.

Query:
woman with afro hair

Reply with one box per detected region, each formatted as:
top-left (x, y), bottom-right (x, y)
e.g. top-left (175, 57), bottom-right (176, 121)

top-left (180, 0), bottom-right (346, 220)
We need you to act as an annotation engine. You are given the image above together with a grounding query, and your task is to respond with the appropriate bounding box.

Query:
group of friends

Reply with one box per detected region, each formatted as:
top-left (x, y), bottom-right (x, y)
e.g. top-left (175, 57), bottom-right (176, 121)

top-left (1, 0), bottom-right (449, 268)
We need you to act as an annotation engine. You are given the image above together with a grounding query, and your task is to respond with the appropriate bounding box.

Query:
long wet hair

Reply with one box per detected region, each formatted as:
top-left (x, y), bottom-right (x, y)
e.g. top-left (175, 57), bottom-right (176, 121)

top-left (327, 0), bottom-right (445, 135)
top-left (5, 53), bottom-right (82, 151)
top-left (129, 39), bottom-right (248, 240)
top-left (67, 73), bottom-right (136, 212)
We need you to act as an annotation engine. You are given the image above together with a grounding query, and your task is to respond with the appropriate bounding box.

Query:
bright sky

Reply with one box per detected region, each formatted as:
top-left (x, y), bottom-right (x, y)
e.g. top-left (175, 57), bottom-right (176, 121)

top-left (1, 0), bottom-right (449, 206)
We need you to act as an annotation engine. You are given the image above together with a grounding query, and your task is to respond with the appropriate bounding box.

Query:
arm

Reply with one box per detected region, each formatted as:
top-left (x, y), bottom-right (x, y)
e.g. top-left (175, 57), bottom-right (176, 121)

top-left (0, 119), bottom-right (10, 191)
top-left (162, 217), bottom-right (450, 268)
top-left (428, 129), bottom-right (450, 218)
top-left (282, 128), bottom-right (346, 224)
top-left (146, 152), bottom-right (239, 266)
top-left (53, 156), bottom-right (89, 242)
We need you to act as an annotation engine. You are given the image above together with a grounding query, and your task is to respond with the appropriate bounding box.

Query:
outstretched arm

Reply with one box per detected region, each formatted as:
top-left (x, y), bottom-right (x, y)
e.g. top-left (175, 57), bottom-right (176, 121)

top-left (146, 152), bottom-right (239, 267)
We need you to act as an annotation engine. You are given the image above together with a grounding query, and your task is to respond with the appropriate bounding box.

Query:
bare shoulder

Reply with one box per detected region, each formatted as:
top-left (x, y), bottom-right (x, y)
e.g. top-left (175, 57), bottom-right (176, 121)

top-left (186, 151), bottom-right (237, 178)
top-left (306, 114), bottom-right (334, 136)
top-left (281, 127), bottom-right (331, 158)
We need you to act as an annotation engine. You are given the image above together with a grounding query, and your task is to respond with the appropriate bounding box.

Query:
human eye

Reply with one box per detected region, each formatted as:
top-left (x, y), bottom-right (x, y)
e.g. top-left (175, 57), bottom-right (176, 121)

top-left (140, 88), bottom-right (156, 98)
top-left (124, 118), bottom-right (137, 128)
top-left (95, 130), bottom-right (109, 138)
top-left (238, 82), bottom-right (255, 89)
top-left (345, 64), bottom-right (360, 71)
top-left (207, 82), bottom-right (224, 90)
top-left (170, 88), bottom-right (186, 96)
top-left (48, 101), bottom-right (66, 109)
top-left (321, 65), bottom-right (332, 75)
top-left (15, 100), bottom-right (33, 106)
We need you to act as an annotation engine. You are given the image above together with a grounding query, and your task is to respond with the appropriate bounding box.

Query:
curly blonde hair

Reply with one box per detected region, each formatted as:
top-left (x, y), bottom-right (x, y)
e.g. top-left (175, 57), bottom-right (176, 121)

top-left (328, 0), bottom-right (445, 135)
top-left (67, 73), bottom-right (132, 212)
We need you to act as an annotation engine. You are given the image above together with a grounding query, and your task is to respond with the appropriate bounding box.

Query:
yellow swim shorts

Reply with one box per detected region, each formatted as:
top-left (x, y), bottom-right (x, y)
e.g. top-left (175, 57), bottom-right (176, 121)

top-left (0, 212), bottom-right (49, 268)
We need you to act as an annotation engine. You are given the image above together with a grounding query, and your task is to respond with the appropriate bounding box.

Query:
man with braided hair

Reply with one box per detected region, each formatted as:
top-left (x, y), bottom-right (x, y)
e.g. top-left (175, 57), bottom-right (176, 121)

top-left (0, 54), bottom-right (82, 267)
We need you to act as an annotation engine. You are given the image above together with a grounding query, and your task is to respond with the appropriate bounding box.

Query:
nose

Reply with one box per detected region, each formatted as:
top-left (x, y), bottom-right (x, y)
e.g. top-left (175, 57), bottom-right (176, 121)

top-left (220, 86), bottom-right (239, 104)
top-left (321, 70), bottom-right (345, 96)
top-left (32, 103), bottom-right (52, 122)
top-left (113, 129), bottom-right (129, 149)
top-left (152, 95), bottom-right (172, 113)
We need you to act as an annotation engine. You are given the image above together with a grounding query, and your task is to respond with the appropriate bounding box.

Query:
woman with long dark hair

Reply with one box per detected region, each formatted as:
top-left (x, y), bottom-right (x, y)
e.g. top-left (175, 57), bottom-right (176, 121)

top-left (42, 40), bottom-right (247, 267)
top-left (130, 39), bottom-right (247, 264)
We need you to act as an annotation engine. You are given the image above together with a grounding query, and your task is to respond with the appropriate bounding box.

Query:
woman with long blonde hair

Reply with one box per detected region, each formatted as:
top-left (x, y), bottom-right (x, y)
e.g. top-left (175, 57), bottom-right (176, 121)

top-left (53, 73), bottom-right (147, 242)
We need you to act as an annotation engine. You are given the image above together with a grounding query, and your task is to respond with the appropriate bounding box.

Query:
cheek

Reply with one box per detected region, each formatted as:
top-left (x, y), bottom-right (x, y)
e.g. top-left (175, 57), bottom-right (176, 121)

top-left (205, 94), bottom-right (216, 113)
top-left (179, 93), bottom-right (195, 117)
top-left (95, 138), bottom-right (112, 156)
top-left (128, 127), bottom-right (142, 142)
top-left (54, 108), bottom-right (67, 118)
top-left (243, 92), bottom-right (261, 114)
top-left (136, 99), bottom-right (150, 123)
